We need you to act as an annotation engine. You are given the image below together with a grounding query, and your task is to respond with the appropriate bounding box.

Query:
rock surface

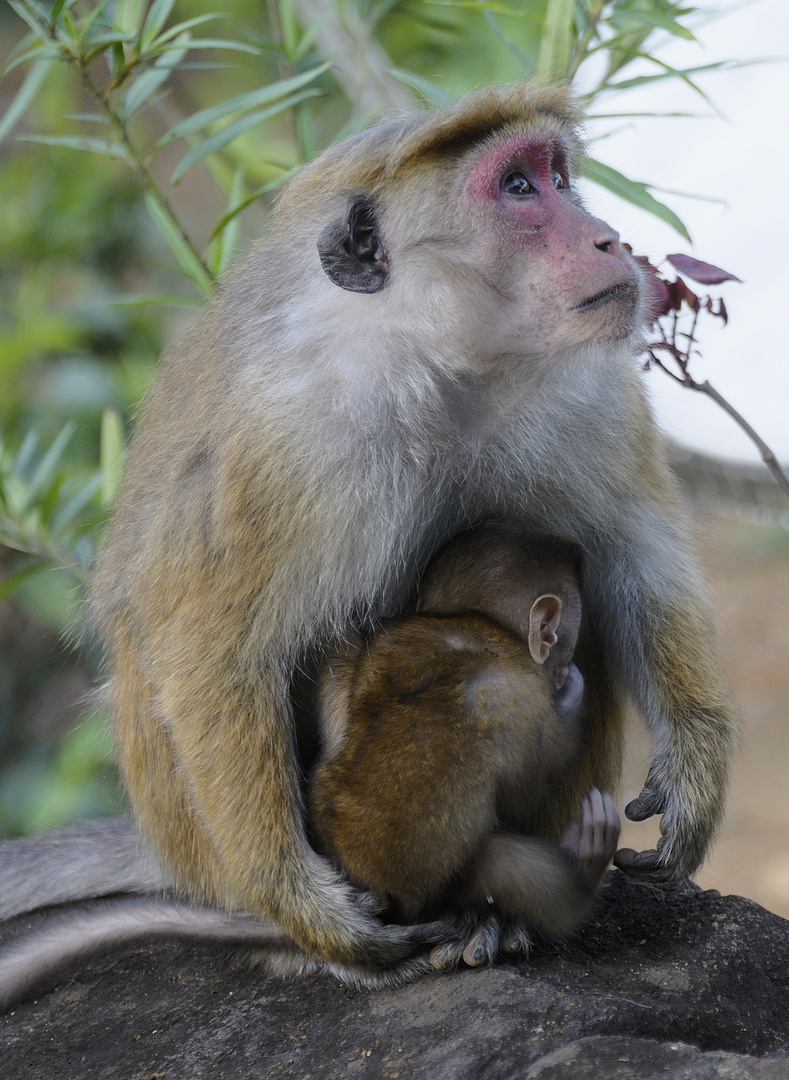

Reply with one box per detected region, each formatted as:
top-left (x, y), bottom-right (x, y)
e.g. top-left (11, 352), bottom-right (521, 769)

top-left (1, 872), bottom-right (788, 1079)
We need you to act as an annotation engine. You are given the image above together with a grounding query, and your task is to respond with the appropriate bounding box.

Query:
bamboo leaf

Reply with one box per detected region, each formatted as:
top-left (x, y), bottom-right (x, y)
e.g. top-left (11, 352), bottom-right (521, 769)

top-left (0, 56), bottom-right (50, 143)
top-left (78, 0), bottom-right (115, 41)
top-left (65, 110), bottom-right (106, 122)
top-left (293, 9), bottom-right (329, 60)
top-left (615, 10), bottom-right (696, 41)
top-left (122, 44), bottom-right (188, 118)
top-left (1, 474), bottom-right (31, 520)
top-left (6, 1), bottom-right (48, 38)
top-left (14, 430), bottom-right (39, 476)
top-left (61, 11), bottom-right (78, 42)
top-left (157, 64), bottom-right (330, 145)
top-left (279, 0), bottom-right (300, 56)
top-left (140, 0), bottom-right (176, 47)
top-left (19, 134), bottom-right (132, 162)
top-left (143, 192), bottom-right (214, 296)
top-left (536, 0), bottom-right (574, 80)
top-left (83, 34), bottom-right (135, 65)
top-left (81, 30), bottom-right (136, 47)
top-left (153, 13), bottom-right (225, 44)
top-left (4, 38), bottom-right (53, 76)
top-left (115, 0), bottom-right (148, 36)
top-left (207, 170), bottom-right (299, 241)
top-left (605, 60), bottom-right (734, 94)
top-left (208, 166), bottom-right (245, 278)
top-left (99, 408), bottom-right (125, 508)
top-left (582, 158), bottom-right (691, 241)
top-left (110, 40), bottom-right (125, 80)
top-left (152, 38), bottom-right (259, 54)
top-left (587, 112), bottom-right (706, 121)
top-left (294, 98), bottom-right (315, 161)
top-left (26, 422), bottom-right (76, 505)
top-left (170, 90), bottom-right (321, 183)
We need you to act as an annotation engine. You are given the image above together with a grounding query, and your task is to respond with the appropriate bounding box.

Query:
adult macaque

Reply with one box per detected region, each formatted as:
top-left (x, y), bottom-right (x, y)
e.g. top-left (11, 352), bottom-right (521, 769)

top-left (0, 82), bottom-right (738, 988)
top-left (313, 523), bottom-right (621, 967)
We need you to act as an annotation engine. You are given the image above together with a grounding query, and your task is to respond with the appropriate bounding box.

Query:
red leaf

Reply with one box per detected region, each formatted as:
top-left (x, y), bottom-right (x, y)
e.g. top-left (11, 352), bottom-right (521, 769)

top-left (666, 254), bottom-right (742, 285)
top-left (668, 276), bottom-right (700, 312)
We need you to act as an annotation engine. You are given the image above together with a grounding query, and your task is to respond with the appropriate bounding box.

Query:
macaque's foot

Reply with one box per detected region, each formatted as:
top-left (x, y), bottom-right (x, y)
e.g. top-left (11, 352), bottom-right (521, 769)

top-left (559, 787), bottom-right (621, 894)
top-left (428, 912), bottom-right (532, 971)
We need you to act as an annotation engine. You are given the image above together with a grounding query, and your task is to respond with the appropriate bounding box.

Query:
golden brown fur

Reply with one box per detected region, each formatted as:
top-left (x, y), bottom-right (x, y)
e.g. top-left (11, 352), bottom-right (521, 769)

top-left (76, 81), bottom-right (739, 977)
top-left (311, 523), bottom-right (618, 954)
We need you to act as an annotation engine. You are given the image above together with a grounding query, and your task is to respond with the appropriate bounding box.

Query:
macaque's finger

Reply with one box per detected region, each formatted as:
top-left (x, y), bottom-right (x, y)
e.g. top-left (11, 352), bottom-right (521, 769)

top-left (499, 918), bottom-right (532, 957)
top-left (430, 935), bottom-right (467, 971)
top-left (614, 845), bottom-right (701, 892)
top-left (462, 915), bottom-right (500, 967)
top-left (614, 845), bottom-right (659, 871)
top-left (429, 913), bottom-right (504, 971)
top-left (625, 781), bottom-right (667, 821)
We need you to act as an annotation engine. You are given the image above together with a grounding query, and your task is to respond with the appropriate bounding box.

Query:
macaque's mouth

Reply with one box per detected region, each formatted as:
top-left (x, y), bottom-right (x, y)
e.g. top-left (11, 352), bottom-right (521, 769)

top-left (574, 280), bottom-right (640, 312)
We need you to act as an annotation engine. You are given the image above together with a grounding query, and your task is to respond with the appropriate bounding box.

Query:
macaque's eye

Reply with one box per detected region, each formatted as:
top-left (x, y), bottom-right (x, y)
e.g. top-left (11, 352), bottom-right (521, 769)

top-left (551, 171), bottom-right (565, 190)
top-left (501, 170), bottom-right (534, 197)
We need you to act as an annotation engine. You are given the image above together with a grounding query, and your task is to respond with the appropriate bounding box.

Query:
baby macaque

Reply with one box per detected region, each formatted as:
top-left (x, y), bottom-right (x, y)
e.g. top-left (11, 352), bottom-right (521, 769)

top-left (312, 522), bottom-right (620, 966)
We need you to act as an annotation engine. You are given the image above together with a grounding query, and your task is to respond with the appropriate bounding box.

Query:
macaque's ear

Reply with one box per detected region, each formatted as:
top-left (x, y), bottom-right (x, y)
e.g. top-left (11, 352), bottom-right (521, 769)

top-left (527, 594), bottom-right (563, 664)
top-left (317, 196), bottom-right (389, 293)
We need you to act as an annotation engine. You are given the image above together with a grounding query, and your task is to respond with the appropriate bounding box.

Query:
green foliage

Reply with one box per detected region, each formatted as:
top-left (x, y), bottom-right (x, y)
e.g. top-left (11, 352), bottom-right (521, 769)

top-left (0, 0), bottom-right (738, 834)
top-left (0, 710), bottom-right (124, 836)
top-left (0, 409), bottom-right (123, 596)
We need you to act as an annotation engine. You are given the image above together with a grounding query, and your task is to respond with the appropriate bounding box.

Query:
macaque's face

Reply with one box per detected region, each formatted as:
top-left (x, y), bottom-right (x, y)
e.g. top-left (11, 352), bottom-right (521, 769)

top-left (448, 132), bottom-right (642, 361)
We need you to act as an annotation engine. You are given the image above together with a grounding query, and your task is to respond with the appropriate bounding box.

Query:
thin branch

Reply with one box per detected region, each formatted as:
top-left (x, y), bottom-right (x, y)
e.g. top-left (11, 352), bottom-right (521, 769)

top-left (690, 380), bottom-right (789, 499)
top-left (76, 63), bottom-right (213, 283)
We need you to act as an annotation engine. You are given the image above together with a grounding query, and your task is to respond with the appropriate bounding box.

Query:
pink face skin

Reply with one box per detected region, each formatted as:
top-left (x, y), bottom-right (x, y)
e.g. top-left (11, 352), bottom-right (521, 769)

top-left (457, 133), bottom-right (642, 360)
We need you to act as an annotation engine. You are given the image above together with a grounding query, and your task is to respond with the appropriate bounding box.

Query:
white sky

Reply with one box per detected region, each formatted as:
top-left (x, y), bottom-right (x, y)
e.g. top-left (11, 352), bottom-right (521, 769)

top-left (579, 0), bottom-right (789, 464)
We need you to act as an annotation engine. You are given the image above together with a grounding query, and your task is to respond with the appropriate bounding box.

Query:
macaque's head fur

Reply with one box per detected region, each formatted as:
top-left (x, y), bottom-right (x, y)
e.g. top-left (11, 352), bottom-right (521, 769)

top-left (221, 82), bottom-right (644, 409)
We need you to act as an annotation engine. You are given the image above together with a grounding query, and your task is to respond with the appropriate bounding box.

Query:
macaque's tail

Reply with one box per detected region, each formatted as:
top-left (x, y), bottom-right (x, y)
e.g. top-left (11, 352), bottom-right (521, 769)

top-left (0, 815), bottom-right (169, 920)
top-left (0, 898), bottom-right (286, 1012)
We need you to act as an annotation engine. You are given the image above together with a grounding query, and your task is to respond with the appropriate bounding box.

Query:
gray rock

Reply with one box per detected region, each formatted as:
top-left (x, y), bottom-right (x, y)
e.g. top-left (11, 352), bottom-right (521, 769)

top-left (1, 872), bottom-right (787, 1080)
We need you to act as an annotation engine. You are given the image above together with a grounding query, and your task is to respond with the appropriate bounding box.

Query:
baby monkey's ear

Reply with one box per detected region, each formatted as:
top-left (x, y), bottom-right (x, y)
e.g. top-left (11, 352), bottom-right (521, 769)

top-left (527, 594), bottom-right (563, 664)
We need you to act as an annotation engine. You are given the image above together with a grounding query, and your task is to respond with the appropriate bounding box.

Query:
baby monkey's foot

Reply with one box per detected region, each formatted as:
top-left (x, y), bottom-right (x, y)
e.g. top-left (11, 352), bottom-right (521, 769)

top-left (559, 787), bottom-right (621, 894)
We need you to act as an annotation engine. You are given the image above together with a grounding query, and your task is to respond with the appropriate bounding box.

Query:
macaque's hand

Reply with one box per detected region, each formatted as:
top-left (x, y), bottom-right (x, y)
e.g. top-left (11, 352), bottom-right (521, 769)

top-left (614, 768), bottom-right (696, 886)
